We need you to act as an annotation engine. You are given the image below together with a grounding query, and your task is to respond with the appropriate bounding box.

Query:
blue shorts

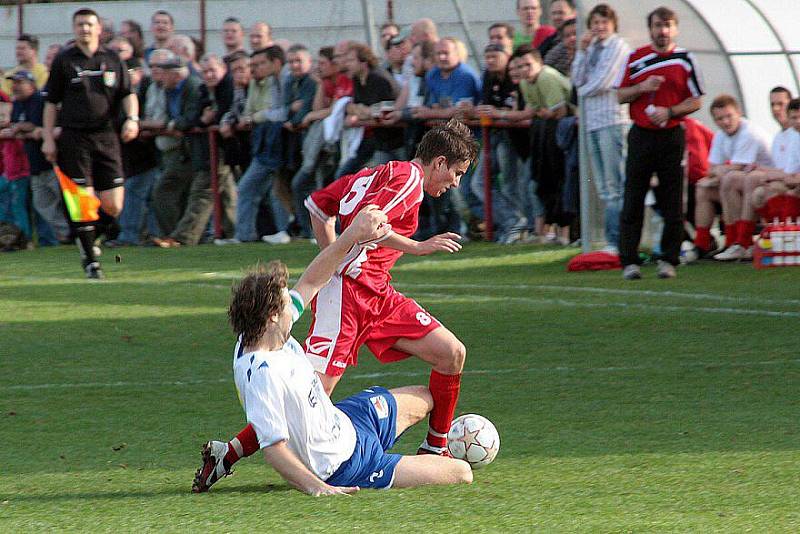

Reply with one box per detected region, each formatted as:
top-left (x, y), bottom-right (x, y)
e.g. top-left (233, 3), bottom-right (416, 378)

top-left (326, 386), bottom-right (402, 489)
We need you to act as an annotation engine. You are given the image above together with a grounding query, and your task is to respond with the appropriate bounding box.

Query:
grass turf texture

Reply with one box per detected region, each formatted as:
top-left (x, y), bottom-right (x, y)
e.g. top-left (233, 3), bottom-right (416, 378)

top-left (2, 243), bottom-right (799, 532)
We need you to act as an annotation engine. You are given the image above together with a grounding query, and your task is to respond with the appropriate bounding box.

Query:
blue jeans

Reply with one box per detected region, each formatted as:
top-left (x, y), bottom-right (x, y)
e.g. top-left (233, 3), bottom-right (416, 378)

top-left (0, 175), bottom-right (31, 238)
top-left (587, 124), bottom-right (627, 248)
top-left (291, 121), bottom-right (325, 238)
top-left (118, 166), bottom-right (161, 244)
top-left (235, 157), bottom-right (289, 241)
top-left (470, 131), bottom-right (524, 235)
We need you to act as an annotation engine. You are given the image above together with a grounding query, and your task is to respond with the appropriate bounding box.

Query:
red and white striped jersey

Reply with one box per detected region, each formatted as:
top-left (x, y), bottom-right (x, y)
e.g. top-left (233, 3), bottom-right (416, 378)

top-left (305, 160), bottom-right (424, 295)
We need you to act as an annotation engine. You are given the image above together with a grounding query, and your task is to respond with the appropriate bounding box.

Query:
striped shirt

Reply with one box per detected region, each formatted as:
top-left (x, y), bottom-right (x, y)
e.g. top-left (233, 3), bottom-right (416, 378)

top-left (571, 34), bottom-right (631, 132)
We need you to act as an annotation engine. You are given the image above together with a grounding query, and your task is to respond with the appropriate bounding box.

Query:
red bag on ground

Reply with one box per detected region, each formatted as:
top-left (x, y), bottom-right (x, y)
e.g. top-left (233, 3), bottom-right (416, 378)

top-left (567, 251), bottom-right (622, 272)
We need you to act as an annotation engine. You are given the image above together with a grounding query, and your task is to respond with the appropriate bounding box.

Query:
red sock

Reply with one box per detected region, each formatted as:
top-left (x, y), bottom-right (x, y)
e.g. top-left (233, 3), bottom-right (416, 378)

top-left (426, 370), bottom-right (462, 450)
top-left (694, 226), bottom-right (712, 251)
top-left (724, 224), bottom-right (738, 249)
top-left (224, 424), bottom-right (260, 468)
top-left (737, 220), bottom-right (756, 247)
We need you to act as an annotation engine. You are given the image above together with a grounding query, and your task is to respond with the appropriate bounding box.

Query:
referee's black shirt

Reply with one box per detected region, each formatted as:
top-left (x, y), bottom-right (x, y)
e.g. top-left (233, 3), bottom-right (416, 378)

top-left (46, 44), bottom-right (132, 131)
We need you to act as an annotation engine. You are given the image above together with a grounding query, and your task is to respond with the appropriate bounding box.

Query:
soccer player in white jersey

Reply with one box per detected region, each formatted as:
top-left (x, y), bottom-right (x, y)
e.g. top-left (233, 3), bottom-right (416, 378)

top-left (193, 205), bottom-right (473, 494)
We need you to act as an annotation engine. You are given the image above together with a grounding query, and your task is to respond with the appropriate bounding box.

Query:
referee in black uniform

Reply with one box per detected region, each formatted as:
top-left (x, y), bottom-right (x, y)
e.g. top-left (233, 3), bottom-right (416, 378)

top-left (42, 8), bottom-right (139, 279)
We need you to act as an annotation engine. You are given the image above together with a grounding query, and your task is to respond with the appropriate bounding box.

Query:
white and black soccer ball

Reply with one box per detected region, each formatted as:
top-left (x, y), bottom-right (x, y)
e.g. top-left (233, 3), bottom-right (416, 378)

top-left (447, 414), bottom-right (500, 469)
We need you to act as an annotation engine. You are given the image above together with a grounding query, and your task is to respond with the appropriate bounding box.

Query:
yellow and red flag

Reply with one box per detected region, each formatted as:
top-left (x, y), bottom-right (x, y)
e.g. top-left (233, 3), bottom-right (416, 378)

top-left (54, 166), bottom-right (101, 223)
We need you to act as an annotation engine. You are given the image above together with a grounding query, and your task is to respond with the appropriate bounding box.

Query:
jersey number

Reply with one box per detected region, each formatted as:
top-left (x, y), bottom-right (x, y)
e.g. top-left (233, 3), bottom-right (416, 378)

top-left (340, 173), bottom-right (377, 215)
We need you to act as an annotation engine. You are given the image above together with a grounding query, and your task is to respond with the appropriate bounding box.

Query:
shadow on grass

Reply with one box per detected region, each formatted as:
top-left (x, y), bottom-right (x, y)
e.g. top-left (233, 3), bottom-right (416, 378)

top-left (1, 483), bottom-right (293, 503)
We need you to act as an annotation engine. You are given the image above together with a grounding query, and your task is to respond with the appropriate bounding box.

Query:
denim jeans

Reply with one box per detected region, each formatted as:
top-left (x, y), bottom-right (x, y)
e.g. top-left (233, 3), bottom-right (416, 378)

top-left (30, 169), bottom-right (70, 241)
top-left (291, 121), bottom-right (325, 238)
top-left (0, 175), bottom-right (31, 238)
top-left (235, 157), bottom-right (289, 241)
top-left (369, 146), bottom-right (407, 166)
top-left (470, 131), bottom-right (524, 235)
top-left (587, 124), bottom-right (626, 248)
top-left (118, 166), bottom-right (161, 244)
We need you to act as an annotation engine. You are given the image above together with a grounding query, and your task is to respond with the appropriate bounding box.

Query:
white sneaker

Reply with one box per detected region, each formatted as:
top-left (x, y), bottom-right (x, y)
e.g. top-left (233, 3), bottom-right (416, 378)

top-left (261, 231), bottom-right (291, 245)
top-left (601, 245), bottom-right (619, 255)
top-left (713, 244), bottom-right (745, 261)
top-left (742, 246), bottom-right (753, 260)
top-left (213, 238), bottom-right (241, 246)
top-left (657, 260), bottom-right (677, 279)
top-left (622, 264), bottom-right (642, 280)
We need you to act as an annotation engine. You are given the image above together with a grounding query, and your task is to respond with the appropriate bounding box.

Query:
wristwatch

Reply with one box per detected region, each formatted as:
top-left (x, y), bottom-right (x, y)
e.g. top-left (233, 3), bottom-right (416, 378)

top-left (126, 115), bottom-right (140, 122)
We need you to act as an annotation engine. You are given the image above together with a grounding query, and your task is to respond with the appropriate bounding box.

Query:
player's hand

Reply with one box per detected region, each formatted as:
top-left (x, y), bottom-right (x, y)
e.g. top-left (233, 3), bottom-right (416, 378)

top-left (580, 32), bottom-right (594, 51)
top-left (416, 232), bottom-right (463, 255)
top-left (309, 484), bottom-right (360, 497)
top-left (349, 204), bottom-right (390, 243)
top-left (121, 119), bottom-right (139, 142)
top-left (42, 137), bottom-right (57, 163)
top-left (639, 75), bottom-right (665, 93)
top-left (647, 106), bottom-right (670, 126)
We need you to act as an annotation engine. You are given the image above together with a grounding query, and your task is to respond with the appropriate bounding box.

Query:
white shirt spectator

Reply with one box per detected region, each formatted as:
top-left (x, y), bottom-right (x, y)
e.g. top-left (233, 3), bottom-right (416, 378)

top-left (232, 334), bottom-right (357, 481)
top-left (571, 33), bottom-right (630, 132)
top-left (709, 118), bottom-right (773, 167)
top-left (771, 127), bottom-right (800, 173)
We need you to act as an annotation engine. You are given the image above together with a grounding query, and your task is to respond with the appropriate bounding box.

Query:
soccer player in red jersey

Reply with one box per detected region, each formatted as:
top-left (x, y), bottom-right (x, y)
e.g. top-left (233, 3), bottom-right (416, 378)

top-left (193, 120), bottom-right (478, 492)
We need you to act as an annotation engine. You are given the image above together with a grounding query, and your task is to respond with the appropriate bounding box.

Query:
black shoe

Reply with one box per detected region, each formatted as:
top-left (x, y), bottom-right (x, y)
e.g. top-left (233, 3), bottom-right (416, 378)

top-left (84, 261), bottom-right (104, 280)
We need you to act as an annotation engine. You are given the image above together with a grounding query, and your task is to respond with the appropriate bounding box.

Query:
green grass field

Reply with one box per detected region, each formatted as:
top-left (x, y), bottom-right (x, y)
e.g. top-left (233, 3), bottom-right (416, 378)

top-left (2, 242), bottom-right (799, 532)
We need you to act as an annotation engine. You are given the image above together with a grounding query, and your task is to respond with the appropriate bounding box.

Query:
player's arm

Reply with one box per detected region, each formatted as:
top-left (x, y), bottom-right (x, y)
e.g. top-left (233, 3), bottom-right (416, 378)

top-left (381, 231), bottom-right (462, 256)
top-left (293, 205), bottom-right (389, 305)
top-left (41, 102), bottom-right (59, 162)
top-left (310, 214), bottom-right (337, 250)
top-left (262, 440), bottom-right (358, 496)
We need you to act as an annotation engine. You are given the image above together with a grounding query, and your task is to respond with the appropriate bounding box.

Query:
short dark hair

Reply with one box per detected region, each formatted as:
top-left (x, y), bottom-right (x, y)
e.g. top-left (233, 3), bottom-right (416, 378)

top-left (73, 8), bottom-right (99, 21)
top-left (347, 42), bottom-right (378, 69)
top-left (228, 261), bottom-right (288, 348)
top-left (558, 18), bottom-right (577, 36)
top-left (510, 44), bottom-right (542, 64)
top-left (17, 33), bottom-right (39, 51)
top-left (252, 45), bottom-right (285, 65)
top-left (319, 46), bottom-right (335, 62)
top-left (227, 50), bottom-right (249, 65)
top-left (553, 0), bottom-right (576, 8)
top-left (415, 119), bottom-right (478, 167)
top-left (287, 44), bottom-right (309, 55)
top-left (787, 98), bottom-right (800, 113)
top-left (588, 4), bottom-right (618, 32)
top-left (489, 22), bottom-right (515, 39)
top-left (648, 6), bottom-right (678, 27)
top-left (710, 94), bottom-right (740, 112)
top-left (380, 22), bottom-right (399, 32)
top-left (223, 17), bottom-right (243, 28)
top-left (771, 86), bottom-right (793, 99)
top-left (152, 10), bottom-right (174, 25)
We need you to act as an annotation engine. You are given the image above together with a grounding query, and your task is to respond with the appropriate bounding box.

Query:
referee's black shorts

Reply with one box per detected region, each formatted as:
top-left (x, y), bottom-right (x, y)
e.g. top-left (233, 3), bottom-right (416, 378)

top-left (57, 127), bottom-right (124, 191)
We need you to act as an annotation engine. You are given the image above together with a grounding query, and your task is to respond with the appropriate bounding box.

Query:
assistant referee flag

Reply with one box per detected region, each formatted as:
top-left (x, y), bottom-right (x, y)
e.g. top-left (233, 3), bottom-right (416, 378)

top-left (54, 165), bottom-right (101, 223)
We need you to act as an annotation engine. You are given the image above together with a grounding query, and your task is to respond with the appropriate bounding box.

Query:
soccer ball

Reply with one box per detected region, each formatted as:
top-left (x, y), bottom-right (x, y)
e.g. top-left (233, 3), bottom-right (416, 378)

top-left (447, 414), bottom-right (500, 469)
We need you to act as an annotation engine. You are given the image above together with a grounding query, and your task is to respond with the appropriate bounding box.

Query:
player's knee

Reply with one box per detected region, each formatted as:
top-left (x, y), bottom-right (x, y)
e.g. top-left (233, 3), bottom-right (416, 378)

top-left (445, 341), bottom-right (466, 374)
top-left (102, 204), bottom-right (122, 217)
top-left (454, 460), bottom-right (473, 484)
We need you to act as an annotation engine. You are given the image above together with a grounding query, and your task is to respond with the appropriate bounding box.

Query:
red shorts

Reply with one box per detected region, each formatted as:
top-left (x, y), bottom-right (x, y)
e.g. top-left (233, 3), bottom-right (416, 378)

top-left (304, 276), bottom-right (441, 376)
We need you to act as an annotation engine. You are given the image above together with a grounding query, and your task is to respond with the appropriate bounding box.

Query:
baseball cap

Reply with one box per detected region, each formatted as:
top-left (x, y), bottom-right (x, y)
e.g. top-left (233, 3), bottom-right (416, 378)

top-left (388, 28), bottom-right (411, 47)
top-left (5, 70), bottom-right (35, 83)
top-left (158, 56), bottom-right (187, 70)
top-left (484, 43), bottom-right (508, 55)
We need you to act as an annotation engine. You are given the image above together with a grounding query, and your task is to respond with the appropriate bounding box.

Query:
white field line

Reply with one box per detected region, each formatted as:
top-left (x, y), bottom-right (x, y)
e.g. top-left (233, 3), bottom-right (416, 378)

top-left (6, 358), bottom-right (800, 392)
top-left (409, 292), bottom-right (800, 318)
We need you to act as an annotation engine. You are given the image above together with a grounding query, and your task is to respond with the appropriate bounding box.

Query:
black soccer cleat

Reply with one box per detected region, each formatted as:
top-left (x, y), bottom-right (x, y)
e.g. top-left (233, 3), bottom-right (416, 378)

top-left (84, 261), bottom-right (104, 280)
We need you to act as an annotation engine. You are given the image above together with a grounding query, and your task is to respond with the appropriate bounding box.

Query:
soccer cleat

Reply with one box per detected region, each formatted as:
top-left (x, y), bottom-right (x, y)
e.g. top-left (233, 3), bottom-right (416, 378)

top-left (713, 244), bottom-right (746, 261)
top-left (84, 261), bottom-right (104, 280)
top-left (417, 444), bottom-right (453, 458)
top-left (622, 264), bottom-right (642, 280)
top-left (261, 231), bottom-right (291, 245)
top-left (656, 260), bottom-right (677, 279)
top-left (192, 440), bottom-right (232, 493)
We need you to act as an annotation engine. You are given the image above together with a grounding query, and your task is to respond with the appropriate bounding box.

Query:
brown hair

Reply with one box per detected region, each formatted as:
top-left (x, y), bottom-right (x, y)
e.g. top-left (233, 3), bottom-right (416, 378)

top-left (228, 261), bottom-right (288, 347)
top-left (710, 94), bottom-right (740, 112)
top-left (647, 6), bottom-right (677, 27)
top-left (510, 43), bottom-right (542, 64)
top-left (489, 22), bottom-right (515, 39)
top-left (588, 4), bottom-right (618, 31)
top-left (347, 42), bottom-right (378, 69)
top-left (415, 119), bottom-right (478, 167)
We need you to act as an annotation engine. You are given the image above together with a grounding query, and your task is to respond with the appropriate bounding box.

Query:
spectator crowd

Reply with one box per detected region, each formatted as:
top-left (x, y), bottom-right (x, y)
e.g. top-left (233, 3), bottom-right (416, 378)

top-left (1, 0), bottom-right (798, 279)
